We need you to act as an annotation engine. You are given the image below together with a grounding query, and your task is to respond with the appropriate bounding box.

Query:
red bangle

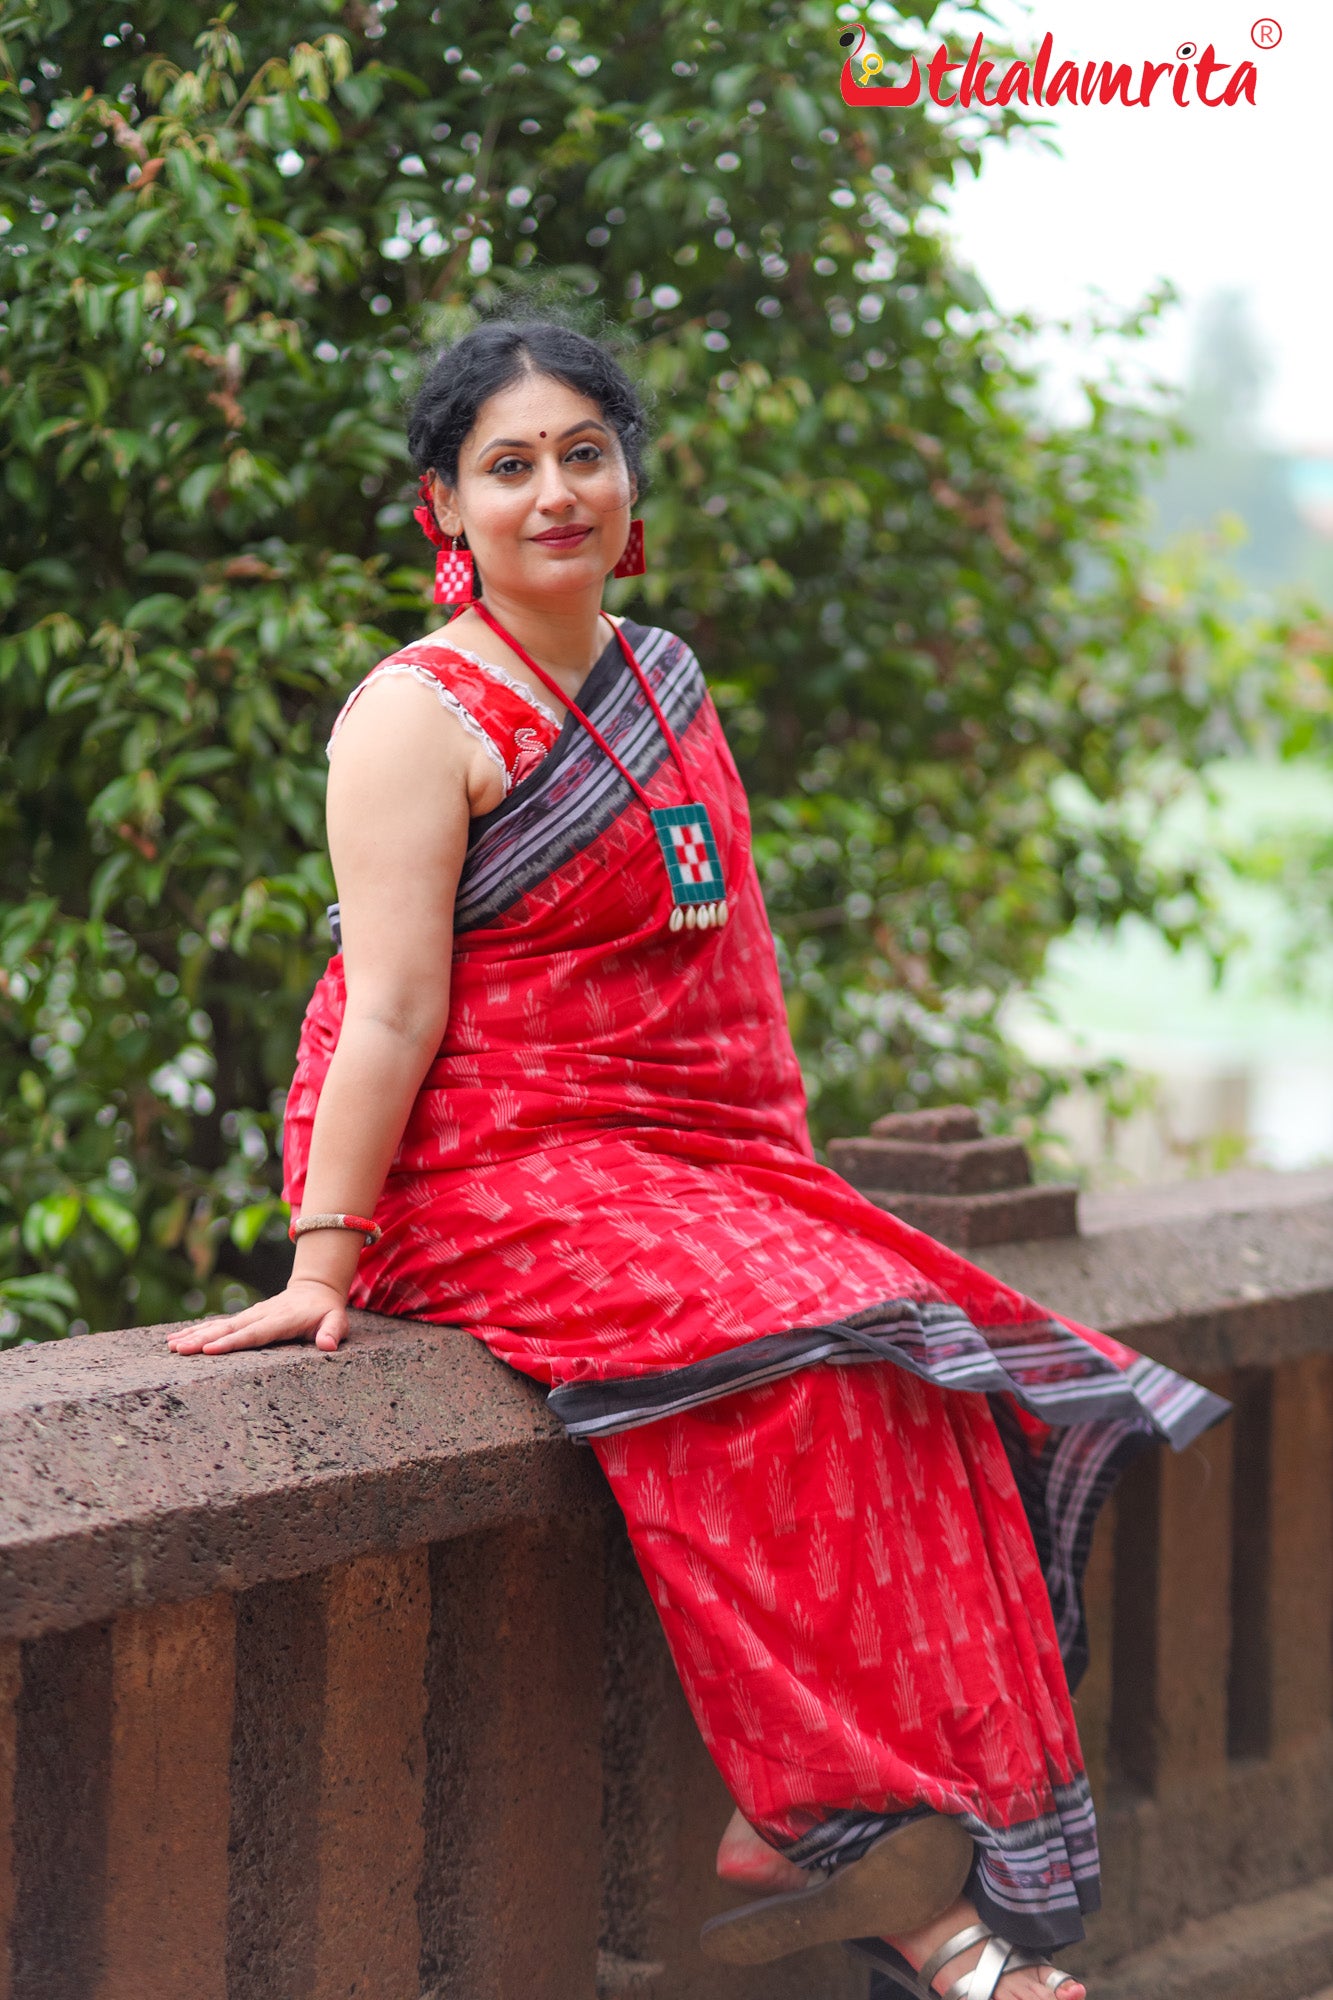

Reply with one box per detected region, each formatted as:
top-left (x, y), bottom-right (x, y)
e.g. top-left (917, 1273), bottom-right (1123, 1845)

top-left (289, 1212), bottom-right (383, 1247)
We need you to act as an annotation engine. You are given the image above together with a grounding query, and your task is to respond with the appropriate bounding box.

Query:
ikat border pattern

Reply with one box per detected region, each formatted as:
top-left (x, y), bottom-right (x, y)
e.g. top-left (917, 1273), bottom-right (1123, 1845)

top-left (785, 1775), bottom-right (1101, 1952)
top-left (547, 1299), bottom-right (1229, 1451)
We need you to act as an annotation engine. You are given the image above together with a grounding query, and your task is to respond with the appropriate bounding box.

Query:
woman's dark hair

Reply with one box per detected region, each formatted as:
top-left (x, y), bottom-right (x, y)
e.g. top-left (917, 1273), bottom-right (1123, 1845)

top-left (408, 316), bottom-right (651, 498)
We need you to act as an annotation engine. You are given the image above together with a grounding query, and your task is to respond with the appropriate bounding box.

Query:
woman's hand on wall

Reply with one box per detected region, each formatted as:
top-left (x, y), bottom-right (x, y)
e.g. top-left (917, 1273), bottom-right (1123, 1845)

top-left (166, 1277), bottom-right (349, 1356)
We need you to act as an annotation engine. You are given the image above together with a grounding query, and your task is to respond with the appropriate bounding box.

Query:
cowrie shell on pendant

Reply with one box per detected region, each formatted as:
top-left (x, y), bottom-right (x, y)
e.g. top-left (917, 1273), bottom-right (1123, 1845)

top-left (685, 906), bottom-right (697, 930)
top-left (697, 903), bottom-right (713, 930)
top-left (669, 907), bottom-right (685, 933)
top-left (717, 899), bottom-right (729, 926)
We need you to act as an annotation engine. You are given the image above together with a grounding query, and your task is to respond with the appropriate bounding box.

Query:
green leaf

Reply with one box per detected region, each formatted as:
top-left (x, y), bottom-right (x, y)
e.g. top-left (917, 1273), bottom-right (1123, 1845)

top-left (774, 84), bottom-right (820, 143)
top-left (137, 551), bottom-right (204, 581)
top-left (89, 852), bottom-right (133, 921)
top-left (229, 1202), bottom-right (275, 1253)
top-left (0, 1273), bottom-right (80, 1308)
top-left (78, 363), bottom-right (111, 421)
top-left (151, 1195), bottom-right (190, 1249)
top-left (22, 1192), bottom-right (82, 1256)
top-left (179, 464), bottom-right (224, 516)
top-left (161, 747), bottom-right (237, 782)
top-left (174, 784), bottom-right (222, 826)
top-left (86, 1195), bottom-right (141, 1258)
top-left (125, 593), bottom-right (189, 635)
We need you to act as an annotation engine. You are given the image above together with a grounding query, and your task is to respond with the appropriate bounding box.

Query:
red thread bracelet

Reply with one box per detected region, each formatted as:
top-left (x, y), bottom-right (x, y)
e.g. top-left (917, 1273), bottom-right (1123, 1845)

top-left (289, 1212), bottom-right (383, 1247)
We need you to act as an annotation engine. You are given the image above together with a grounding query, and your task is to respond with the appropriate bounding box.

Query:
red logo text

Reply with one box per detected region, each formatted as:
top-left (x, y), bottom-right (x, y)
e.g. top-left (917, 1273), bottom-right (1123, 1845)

top-left (838, 26), bottom-right (1262, 109)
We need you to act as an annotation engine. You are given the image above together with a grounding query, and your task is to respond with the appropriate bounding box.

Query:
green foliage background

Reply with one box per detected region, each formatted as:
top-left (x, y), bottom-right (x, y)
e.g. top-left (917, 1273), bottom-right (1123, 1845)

top-left (3, 0), bottom-right (1328, 1342)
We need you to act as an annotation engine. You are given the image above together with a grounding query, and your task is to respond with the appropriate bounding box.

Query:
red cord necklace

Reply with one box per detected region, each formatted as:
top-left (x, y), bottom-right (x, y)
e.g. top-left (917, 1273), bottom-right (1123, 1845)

top-left (469, 602), bottom-right (728, 934)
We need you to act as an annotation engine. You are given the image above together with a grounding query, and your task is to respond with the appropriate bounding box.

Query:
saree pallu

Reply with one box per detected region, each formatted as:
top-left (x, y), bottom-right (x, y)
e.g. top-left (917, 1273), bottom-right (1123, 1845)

top-left (284, 618), bottom-right (1226, 1952)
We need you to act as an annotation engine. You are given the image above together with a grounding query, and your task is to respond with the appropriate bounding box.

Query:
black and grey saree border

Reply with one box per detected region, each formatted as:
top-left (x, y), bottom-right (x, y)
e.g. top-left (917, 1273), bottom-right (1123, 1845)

top-left (789, 1776), bottom-right (1102, 1952)
top-left (548, 1296), bottom-right (1228, 1455)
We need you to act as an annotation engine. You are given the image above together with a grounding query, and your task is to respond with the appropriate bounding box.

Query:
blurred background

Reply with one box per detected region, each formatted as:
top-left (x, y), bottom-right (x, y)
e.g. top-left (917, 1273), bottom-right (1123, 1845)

top-left (3, 0), bottom-right (1332, 1341)
top-left (946, 0), bottom-right (1333, 1184)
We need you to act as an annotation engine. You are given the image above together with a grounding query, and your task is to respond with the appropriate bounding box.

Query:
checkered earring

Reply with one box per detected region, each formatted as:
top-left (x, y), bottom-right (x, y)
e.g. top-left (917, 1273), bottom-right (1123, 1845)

top-left (433, 536), bottom-right (476, 606)
top-left (413, 473), bottom-right (476, 606)
top-left (611, 518), bottom-right (646, 578)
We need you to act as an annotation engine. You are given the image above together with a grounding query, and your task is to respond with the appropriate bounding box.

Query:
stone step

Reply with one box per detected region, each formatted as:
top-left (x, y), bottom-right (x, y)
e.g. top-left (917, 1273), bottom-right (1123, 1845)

top-left (861, 1182), bottom-right (1080, 1250)
top-left (871, 1105), bottom-right (982, 1143)
top-left (1089, 1874), bottom-right (1333, 2000)
top-left (831, 1101), bottom-right (1080, 1248)
top-left (827, 1134), bottom-right (1032, 1196)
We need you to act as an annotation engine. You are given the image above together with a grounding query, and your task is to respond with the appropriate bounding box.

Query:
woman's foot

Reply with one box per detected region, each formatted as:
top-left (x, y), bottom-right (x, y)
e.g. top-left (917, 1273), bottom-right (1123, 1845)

top-left (888, 1895), bottom-right (1086, 2000)
top-left (715, 1807), bottom-right (807, 1893)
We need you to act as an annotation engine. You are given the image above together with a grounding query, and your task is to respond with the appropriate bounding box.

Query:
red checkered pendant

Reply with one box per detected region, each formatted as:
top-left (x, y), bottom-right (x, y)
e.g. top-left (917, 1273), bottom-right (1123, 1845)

top-left (652, 803), bottom-right (729, 933)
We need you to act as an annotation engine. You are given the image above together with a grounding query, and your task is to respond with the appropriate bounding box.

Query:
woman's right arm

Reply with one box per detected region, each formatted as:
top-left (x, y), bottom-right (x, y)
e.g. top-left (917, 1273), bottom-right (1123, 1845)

top-left (168, 673), bottom-right (480, 1356)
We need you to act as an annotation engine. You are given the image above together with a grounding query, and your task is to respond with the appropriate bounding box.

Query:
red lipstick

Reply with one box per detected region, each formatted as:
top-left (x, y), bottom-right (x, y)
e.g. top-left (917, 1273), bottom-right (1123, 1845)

top-left (532, 526), bottom-right (592, 546)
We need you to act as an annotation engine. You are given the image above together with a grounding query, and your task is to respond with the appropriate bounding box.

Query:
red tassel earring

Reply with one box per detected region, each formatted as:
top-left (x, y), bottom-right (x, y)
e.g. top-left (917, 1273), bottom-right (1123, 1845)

top-left (413, 473), bottom-right (476, 607)
top-left (611, 517), bottom-right (646, 578)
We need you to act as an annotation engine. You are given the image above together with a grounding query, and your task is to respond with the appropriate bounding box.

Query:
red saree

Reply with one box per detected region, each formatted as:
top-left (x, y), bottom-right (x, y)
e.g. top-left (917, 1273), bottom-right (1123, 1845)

top-left (283, 618), bottom-right (1225, 1952)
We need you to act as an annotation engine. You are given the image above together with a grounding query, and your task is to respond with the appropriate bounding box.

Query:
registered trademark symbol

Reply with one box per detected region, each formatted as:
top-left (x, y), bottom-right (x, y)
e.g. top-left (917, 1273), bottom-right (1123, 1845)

top-left (1251, 17), bottom-right (1282, 46)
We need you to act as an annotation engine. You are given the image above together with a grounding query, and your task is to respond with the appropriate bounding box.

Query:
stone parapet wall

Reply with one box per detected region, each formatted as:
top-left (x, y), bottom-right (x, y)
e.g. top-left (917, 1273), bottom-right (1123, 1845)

top-left (0, 1317), bottom-right (603, 1641)
top-left (0, 1165), bottom-right (1331, 1997)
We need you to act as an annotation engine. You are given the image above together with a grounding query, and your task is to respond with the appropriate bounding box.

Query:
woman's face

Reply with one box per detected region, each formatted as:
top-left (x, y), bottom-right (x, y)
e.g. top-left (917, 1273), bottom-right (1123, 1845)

top-left (433, 370), bottom-right (637, 601)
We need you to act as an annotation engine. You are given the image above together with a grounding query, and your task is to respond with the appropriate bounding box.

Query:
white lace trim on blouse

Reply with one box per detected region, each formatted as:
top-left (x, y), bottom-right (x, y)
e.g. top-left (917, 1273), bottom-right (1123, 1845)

top-left (401, 641), bottom-right (563, 734)
top-left (326, 660), bottom-right (511, 791)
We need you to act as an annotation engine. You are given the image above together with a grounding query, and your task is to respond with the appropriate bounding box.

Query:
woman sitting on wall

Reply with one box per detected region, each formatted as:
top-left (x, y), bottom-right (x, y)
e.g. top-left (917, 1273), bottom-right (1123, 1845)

top-left (169, 316), bottom-right (1225, 2000)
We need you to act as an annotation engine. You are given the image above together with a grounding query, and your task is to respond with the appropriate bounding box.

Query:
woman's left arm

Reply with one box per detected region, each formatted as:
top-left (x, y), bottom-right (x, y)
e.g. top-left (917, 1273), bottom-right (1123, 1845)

top-left (167, 671), bottom-right (478, 1355)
